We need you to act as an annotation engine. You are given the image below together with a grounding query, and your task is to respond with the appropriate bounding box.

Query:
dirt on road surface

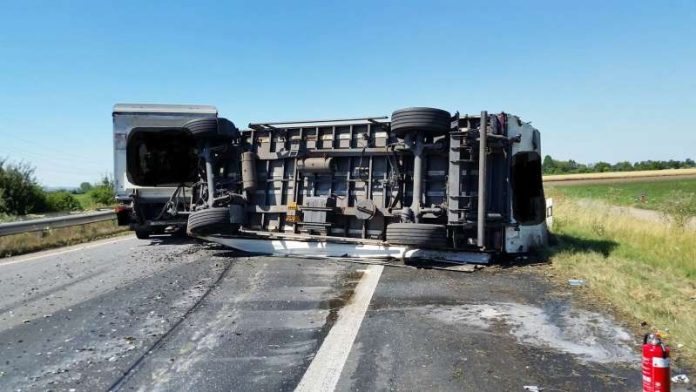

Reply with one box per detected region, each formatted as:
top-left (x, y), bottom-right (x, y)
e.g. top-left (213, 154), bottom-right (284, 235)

top-left (0, 237), bottom-right (692, 391)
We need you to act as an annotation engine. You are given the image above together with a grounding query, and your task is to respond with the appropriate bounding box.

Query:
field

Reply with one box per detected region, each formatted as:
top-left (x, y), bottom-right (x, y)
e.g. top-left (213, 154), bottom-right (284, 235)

top-left (545, 177), bottom-right (696, 213)
top-left (545, 179), bottom-right (696, 367)
top-left (543, 167), bottom-right (696, 182)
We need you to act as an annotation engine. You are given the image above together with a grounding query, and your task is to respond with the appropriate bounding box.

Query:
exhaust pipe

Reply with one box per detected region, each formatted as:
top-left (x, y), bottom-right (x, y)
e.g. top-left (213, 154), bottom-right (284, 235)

top-left (477, 111), bottom-right (488, 248)
top-left (203, 143), bottom-right (216, 208)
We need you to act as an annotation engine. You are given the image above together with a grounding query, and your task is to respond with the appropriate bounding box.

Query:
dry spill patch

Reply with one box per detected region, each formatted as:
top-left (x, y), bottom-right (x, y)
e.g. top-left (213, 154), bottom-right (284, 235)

top-left (425, 302), bottom-right (635, 364)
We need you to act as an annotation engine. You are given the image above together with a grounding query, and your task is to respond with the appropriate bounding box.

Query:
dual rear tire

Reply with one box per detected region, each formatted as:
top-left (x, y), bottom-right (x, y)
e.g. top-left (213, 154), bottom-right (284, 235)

top-left (183, 118), bottom-right (239, 141)
top-left (386, 223), bottom-right (447, 249)
top-left (390, 107), bottom-right (451, 137)
top-left (187, 207), bottom-right (239, 236)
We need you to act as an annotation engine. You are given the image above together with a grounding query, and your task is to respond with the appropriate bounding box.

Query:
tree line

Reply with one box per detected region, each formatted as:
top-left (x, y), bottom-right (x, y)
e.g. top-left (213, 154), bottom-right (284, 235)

top-left (542, 156), bottom-right (696, 175)
top-left (0, 159), bottom-right (115, 217)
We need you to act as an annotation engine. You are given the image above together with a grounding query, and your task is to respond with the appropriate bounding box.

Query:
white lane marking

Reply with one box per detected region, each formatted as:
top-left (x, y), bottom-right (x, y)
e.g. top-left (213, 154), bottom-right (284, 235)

top-left (0, 235), bottom-right (135, 267)
top-left (295, 264), bottom-right (384, 392)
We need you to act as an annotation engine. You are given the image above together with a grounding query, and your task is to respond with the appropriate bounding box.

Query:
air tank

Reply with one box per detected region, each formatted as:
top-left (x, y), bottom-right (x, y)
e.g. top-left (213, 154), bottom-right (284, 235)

top-left (297, 157), bottom-right (334, 174)
top-left (241, 152), bottom-right (257, 192)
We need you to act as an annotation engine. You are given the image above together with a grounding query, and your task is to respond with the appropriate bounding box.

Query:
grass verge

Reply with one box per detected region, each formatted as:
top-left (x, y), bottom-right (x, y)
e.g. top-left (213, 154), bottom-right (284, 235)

top-left (0, 220), bottom-right (130, 258)
top-left (545, 190), bottom-right (696, 367)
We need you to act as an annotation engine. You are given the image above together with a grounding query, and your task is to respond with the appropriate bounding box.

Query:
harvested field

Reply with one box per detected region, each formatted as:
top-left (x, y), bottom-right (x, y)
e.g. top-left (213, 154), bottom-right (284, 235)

top-left (544, 168), bottom-right (696, 184)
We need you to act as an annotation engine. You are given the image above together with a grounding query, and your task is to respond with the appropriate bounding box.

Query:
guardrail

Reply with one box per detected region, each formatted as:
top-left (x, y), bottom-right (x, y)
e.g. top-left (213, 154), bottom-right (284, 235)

top-left (0, 210), bottom-right (116, 237)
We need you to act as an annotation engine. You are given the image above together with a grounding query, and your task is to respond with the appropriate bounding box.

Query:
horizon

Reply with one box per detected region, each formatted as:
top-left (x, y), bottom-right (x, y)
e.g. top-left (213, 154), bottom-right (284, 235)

top-left (30, 155), bottom-right (696, 189)
top-left (1, 1), bottom-right (695, 186)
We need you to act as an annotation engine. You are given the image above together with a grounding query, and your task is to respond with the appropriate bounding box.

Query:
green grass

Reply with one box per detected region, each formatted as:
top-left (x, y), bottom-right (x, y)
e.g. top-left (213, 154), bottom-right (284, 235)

top-left (546, 178), bottom-right (696, 212)
top-left (73, 192), bottom-right (97, 210)
top-left (545, 178), bottom-right (696, 211)
top-left (545, 189), bottom-right (696, 367)
top-left (73, 192), bottom-right (115, 210)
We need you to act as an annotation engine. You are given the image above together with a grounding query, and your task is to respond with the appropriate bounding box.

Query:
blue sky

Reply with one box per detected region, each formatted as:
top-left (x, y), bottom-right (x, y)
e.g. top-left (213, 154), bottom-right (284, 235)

top-left (1, 0), bottom-right (694, 186)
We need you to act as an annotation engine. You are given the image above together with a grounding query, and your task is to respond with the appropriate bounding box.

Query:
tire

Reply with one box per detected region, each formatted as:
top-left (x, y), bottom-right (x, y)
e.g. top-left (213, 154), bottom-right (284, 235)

top-left (390, 107), bottom-right (451, 137)
top-left (386, 223), bottom-right (447, 249)
top-left (135, 229), bottom-right (150, 240)
top-left (183, 117), bottom-right (238, 140)
top-left (187, 207), bottom-right (238, 236)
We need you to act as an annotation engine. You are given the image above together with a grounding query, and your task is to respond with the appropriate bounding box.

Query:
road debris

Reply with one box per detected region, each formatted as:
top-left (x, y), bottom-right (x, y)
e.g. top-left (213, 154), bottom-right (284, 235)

top-left (568, 279), bottom-right (585, 286)
top-left (672, 374), bottom-right (690, 383)
top-left (437, 264), bottom-right (483, 273)
top-left (523, 386), bottom-right (542, 391)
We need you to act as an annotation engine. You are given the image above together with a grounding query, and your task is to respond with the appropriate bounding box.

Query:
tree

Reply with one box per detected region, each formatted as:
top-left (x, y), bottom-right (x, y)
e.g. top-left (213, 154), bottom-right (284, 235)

top-left (613, 161), bottom-right (633, 171)
top-left (594, 161), bottom-right (611, 172)
top-left (542, 155), bottom-right (695, 174)
top-left (0, 159), bottom-right (47, 215)
top-left (542, 155), bottom-right (556, 174)
top-left (79, 182), bottom-right (93, 193)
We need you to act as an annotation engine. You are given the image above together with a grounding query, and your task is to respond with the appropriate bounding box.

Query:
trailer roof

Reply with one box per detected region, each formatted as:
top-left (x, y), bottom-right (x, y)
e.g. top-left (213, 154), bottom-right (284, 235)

top-left (113, 103), bottom-right (217, 115)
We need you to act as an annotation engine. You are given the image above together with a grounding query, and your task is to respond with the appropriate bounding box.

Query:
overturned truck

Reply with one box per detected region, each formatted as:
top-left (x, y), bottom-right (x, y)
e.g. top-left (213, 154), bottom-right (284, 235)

top-left (115, 104), bottom-right (547, 264)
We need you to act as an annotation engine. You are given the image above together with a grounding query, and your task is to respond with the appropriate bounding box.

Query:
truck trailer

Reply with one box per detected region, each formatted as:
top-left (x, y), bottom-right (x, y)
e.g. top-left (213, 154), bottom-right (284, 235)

top-left (114, 104), bottom-right (548, 264)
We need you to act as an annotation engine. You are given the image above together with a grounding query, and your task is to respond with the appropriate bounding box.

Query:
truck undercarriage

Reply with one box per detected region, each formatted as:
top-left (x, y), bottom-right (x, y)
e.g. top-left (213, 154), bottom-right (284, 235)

top-left (115, 105), bottom-right (547, 263)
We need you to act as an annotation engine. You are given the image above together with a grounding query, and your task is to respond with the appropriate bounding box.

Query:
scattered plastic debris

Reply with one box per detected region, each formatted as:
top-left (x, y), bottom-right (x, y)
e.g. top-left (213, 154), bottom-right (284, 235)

top-left (655, 328), bottom-right (671, 340)
top-left (523, 386), bottom-right (542, 391)
top-left (568, 279), bottom-right (585, 286)
top-left (672, 374), bottom-right (690, 384)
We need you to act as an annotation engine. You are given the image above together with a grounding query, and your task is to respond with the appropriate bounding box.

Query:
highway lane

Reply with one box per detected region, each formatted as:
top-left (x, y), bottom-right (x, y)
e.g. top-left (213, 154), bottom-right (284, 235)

top-left (0, 236), bottom-right (669, 391)
top-left (0, 237), bottom-right (360, 391)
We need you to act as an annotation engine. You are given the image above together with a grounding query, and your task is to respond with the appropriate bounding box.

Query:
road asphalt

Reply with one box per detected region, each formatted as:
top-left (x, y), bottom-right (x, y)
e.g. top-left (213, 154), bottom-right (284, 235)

top-left (0, 235), bottom-right (692, 391)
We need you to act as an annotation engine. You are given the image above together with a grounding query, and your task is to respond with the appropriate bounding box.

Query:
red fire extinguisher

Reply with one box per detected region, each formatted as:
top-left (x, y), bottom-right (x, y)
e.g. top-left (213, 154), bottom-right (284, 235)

top-left (642, 333), bottom-right (670, 392)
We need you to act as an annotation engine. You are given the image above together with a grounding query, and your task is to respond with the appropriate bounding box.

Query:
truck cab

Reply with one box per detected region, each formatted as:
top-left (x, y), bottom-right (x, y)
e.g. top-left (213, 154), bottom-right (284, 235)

top-left (112, 103), bottom-right (217, 238)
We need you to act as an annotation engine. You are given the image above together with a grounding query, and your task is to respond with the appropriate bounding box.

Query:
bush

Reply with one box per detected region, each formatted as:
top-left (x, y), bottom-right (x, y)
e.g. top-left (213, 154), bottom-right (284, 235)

top-left (0, 190), bottom-right (10, 222)
top-left (0, 188), bottom-right (6, 212)
top-left (45, 191), bottom-right (83, 212)
top-left (0, 159), bottom-right (48, 215)
top-left (87, 176), bottom-right (115, 206)
top-left (659, 190), bottom-right (696, 227)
